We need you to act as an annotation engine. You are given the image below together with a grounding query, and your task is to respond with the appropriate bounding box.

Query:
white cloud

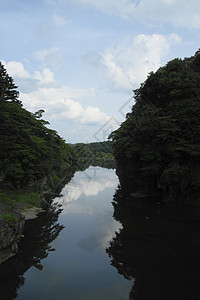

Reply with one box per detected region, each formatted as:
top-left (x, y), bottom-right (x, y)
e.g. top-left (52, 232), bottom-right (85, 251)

top-left (80, 106), bottom-right (109, 124)
top-left (50, 99), bottom-right (109, 125)
top-left (53, 99), bottom-right (83, 119)
top-left (103, 52), bottom-right (131, 91)
top-left (4, 61), bottom-right (109, 126)
top-left (20, 85), bottom-right (96, 108)
top-left (34, 68), bottom-right (54, 85)
top-left (54, 167), bottom-right (121, 252)
top-left (3, 61), bottom-right (30, 79)
top-left (136, 0), bottom-right (200, 29)
top-left (34, 47), bottom-right (63, 68)
top-left (21, 86), bottom-right (109, 125)
top-left (71, 0), bottom-right (137, 18)
top-left (53, 14), bottom-right (68, 27)
top-left (54, 167), bottom-right (118, 208)
top-left (2, 59), bottom-right (109, 129)
top-left (192, 15), bottom-right (200, 27)
top-left (71, 0), bottom-right (200, 28)
top-left (84, 33), bottom-right (181, 92)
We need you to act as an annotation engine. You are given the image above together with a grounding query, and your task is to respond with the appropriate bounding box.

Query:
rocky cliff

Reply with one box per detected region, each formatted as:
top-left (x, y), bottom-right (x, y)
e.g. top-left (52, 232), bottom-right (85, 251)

top-left (0, 214), bottom-right (25, 264)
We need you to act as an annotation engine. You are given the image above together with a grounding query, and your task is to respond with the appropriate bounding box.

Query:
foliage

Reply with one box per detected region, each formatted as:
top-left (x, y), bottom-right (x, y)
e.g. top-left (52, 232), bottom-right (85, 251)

top-left (74, 143), bottom-right (94, 166)
top-left (87, 141), bottom-right (113, 154)
top-left (110, 50), bottom-right (200, 203)
top-left (0, 191), bottom-right (16, 210)
top-left (73, 141), bottom-right (114, 170)
top-left (0, 62), bottom-right (76, 191)
top-left (0, 213), bottom-right (18, 227)
top-left (14, 192), bottom-right (43, 207)
top-left (0, 62), bottom-right (21, 105)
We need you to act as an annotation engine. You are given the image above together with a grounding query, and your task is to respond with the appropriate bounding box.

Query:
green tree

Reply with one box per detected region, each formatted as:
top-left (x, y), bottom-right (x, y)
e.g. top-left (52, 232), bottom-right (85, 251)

top-left (110, 50), bottom-right (200, 204)
top-left (0, 63), bottom-right (76, 190)
top-left (0, 62), bottom-right (21, 105)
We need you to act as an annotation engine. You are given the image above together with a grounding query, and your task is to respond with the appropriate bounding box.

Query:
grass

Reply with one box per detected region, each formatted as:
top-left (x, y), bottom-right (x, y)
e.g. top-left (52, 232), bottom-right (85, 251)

top-left (0, 213), bottom-right (18, 227)
top-left (14, 192), bottom-right (43, 208)
top-left (0, 191), bottom-right (44, 227)
top-left (0, 191), bottom-right (43, 210)
top-left (0, 192), bottom-right (16, 210)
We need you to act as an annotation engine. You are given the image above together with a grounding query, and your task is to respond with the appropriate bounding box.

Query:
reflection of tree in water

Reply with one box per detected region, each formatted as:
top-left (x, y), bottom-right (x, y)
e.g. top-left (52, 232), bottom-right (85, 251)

top-left (0, 204), bottom-right (64, 300)
top-left (91, 160), bottom-right (116, 169)
top-left (107, 186), bottom-right (200, 300)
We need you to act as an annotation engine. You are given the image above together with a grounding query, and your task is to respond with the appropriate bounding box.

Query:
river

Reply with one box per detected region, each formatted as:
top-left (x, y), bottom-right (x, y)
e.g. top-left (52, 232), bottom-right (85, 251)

top-left (0, 166), bottom-right (132, 300)
top-left (1, 166), bottom-right (200, 300)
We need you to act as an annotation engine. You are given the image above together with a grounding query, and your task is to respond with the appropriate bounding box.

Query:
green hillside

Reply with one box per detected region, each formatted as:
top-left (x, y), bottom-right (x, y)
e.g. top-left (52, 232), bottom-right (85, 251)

top-left (110, 50), bottom-right (200, 204)
top-left (0, 62), bottom-right (76, 203)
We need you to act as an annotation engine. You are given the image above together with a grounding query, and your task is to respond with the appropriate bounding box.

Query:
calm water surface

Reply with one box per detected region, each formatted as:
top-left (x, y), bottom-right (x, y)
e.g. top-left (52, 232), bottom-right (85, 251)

top-left (15, 166), bottom-right (132, 299)
top-left (1, 166), bottom-right (200, 300)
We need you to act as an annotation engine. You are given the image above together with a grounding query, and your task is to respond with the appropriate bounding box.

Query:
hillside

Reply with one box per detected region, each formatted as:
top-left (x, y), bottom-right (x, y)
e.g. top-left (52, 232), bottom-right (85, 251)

top-left (0, 62), bottom-right (79, 263)
top-left (0, 62), bottom-right (78, 231)
top-left (72, 141), bottom-right (115, 170)
top-left (110, 50), bottom-right (200, 204)
top-left (0, 62), bottom-right (76, 192)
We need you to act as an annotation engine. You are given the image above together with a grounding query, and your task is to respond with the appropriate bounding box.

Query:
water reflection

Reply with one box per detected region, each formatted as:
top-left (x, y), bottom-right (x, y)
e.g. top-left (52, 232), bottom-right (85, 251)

top-left (107, 186), bottom-right (200, 300)
top-left (77, 212), bottom-right (120, 252)
top-left (54, 167), bottom-right (118, 212)
top-left (15, 167), bottom-right (131, 300)
top-left (0, 167), bottom-right (134, 300)
top-left (56, 167), bottom-right (121, 251)
top-left (0, 204), bottom-right (64, 300)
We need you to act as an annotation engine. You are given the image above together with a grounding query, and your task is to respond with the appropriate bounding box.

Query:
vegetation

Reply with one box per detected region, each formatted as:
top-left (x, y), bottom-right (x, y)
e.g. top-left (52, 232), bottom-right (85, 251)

top-left (0, 191), bottom-right (43, 208)
top-left (0, 61), bottom-right (116, 262)
top-left (87, 141), bottom-right (113, 154)
top-left (0, 61), bottom-right (114, 222)
top-left (0, 213), bottom-right (18, 227)
top-left (110, 50), bottom-right (200, 204)
top-left (74, 143), bottom-right (94, 168)
top-left (0, 62), bottom-right (76, 192)
top-left (73, 141), bottom-right (114, 170)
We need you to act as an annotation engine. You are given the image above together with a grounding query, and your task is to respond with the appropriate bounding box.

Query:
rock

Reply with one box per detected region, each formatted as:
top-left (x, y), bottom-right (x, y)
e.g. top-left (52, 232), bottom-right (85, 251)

top-left (21, 207), bottom-right (45, 221)
top-left (0, 215), bottom-right (25, 264)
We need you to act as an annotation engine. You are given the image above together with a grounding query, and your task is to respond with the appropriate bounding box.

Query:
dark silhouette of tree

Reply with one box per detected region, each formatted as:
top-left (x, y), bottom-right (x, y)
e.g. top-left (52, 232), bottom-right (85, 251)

top-left (0, 63), bottom-right (76, 189)
top-left (0, 204), bottom-right (64, 300)
top-left (106, 186), bottom-right (200, 300)
top-left (110, 50), bottom-right (200, 204)
top-left (0, 62), bottom-right (21, 105)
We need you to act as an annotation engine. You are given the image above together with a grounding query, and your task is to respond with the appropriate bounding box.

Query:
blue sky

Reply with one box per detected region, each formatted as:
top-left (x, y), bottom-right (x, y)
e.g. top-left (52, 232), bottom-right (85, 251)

top-left (1, 0), bottom-right (200, 143)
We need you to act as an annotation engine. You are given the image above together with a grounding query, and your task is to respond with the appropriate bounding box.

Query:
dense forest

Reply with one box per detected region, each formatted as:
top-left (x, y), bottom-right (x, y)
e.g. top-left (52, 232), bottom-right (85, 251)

top-left (72, 141), bottom-right (114, 169)
top-left (110, 50), bottom-right (200, 204)
top-left (0, 62), bottom-right (76, 192)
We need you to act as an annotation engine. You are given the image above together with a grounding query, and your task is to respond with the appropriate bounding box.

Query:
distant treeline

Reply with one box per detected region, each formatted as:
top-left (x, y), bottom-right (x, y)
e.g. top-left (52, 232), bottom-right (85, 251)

top-left (71, 141), bottom-right (114, 170)
top-left (86, 141), bottom-right (113, 154)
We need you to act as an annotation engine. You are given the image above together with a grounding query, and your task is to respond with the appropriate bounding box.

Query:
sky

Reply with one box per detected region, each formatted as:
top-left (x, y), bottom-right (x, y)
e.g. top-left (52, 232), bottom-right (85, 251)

top-left (0, 0), bottom-right (200, 143)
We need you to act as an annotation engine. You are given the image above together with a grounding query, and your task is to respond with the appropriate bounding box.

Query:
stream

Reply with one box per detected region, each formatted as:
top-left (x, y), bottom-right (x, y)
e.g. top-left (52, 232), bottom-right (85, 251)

top-left (0, 166), bottom-right (132, 300)
top-left (1, 165), bottom-right (200, 299)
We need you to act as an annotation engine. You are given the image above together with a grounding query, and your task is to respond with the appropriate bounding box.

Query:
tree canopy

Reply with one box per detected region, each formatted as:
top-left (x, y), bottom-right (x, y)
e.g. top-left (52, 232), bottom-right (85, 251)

top-left (0, 62), bottom-right (76, 190)
top-left (110, 50), bottom-right (200, 204)
top-left (0, 62), bottom-right (21, 105)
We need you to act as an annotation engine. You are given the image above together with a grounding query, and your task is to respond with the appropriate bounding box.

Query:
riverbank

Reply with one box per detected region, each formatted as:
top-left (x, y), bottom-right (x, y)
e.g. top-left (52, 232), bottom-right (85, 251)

top-left (0, 159), bottom-right (115, 265)
top-left (0, 193), bottom-right (47, 265)
top-left (0, 171), bottom-right (74, 265)
top-left (0, 166), bottom-right (124, 300)
top-left (21, 206), bottom-right (45, 220)
top-left (0, 204), bottom-right (48, 265)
